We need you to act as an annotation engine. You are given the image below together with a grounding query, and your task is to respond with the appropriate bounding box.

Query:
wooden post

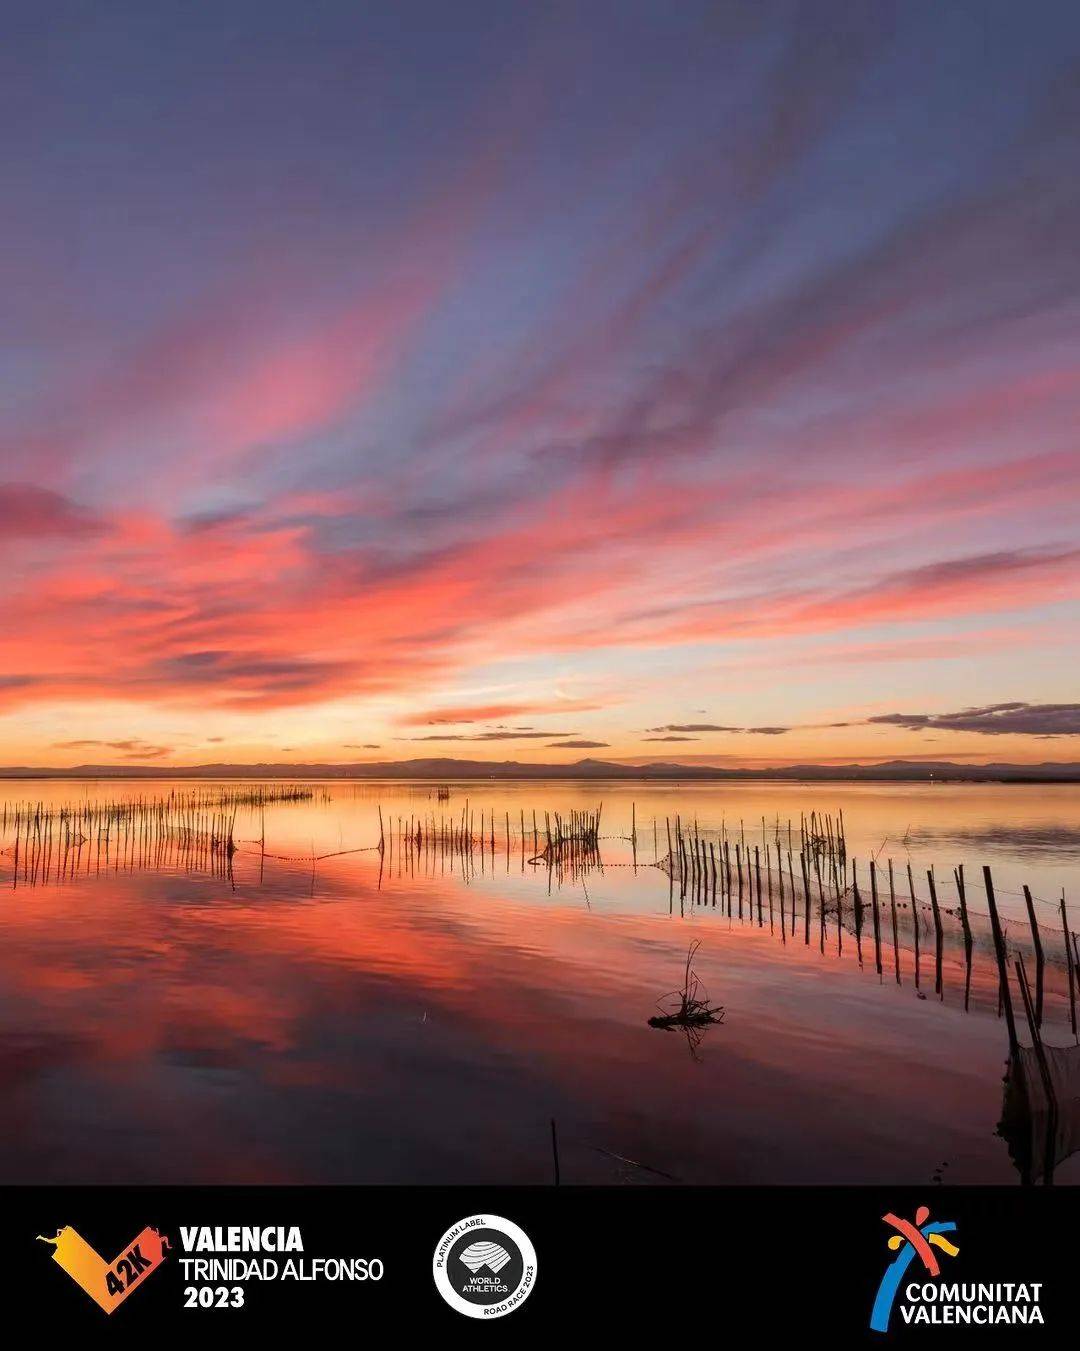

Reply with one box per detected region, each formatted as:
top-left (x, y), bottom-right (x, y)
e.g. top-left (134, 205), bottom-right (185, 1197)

top-left (1061, 892), bottom-right (1077, 1038)
top-left (927, 868), bottom-right (944, 999)
top-left (870, 860), bottom-right (883, 976)
top-left (955, 864), bottom-right (973, 1012)
top-left (983, 867), bottom-right (1019, 1055)
top-left (1022, 885), bottom-right (1045, 1028)
top-left (737, 843), bottom-right (744, 919)
top-left (907, 862), bottom-right (920, 990)
top-left (725, 840), bottom-right (733, 917)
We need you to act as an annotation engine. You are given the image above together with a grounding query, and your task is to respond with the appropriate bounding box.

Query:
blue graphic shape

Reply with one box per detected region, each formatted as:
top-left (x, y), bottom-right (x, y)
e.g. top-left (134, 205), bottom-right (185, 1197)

top-left (870, 1221), bottom-right (957, 1333)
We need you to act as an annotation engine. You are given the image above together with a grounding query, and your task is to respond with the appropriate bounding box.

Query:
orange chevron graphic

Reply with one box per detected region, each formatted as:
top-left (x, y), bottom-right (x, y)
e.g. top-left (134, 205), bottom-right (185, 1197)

top-left (37, 1226), bottom-right (169, 1313)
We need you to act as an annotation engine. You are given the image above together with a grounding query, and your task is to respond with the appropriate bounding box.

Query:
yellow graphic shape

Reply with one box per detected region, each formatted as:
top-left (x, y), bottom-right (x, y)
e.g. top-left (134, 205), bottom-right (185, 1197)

top-left (886, 1232), bottom-right (960, 1257)
top-left (37, 1225), bottom-right (168, 1313)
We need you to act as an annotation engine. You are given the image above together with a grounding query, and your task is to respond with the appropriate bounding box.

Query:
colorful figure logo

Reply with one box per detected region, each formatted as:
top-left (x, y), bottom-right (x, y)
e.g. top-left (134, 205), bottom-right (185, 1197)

top-left (869, 1206), bottom-right (959, 1333)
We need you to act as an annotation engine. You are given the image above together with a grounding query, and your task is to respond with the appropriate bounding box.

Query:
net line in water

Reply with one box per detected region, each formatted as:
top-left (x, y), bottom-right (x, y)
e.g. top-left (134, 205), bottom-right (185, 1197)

top-left (1, 786), bottom-right (1077, 1184)
top-left (2, 791), bottom-right (1076, 1042)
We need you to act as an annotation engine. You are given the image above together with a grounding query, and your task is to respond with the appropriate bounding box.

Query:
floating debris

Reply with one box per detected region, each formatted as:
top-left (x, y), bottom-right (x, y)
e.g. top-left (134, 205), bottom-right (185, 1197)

top-left (648, 940), bottom-right (724, 1031)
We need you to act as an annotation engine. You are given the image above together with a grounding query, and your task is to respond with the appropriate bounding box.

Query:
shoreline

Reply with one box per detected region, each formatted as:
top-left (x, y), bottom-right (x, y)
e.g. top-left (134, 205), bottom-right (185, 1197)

top-left (0, 771), bottom-right (1077, 785)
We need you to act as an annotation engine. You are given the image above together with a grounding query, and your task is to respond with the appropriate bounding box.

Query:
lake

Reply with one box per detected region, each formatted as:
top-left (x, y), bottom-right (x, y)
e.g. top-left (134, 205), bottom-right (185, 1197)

top-left (1, 779), bottom-right (1077, 1186)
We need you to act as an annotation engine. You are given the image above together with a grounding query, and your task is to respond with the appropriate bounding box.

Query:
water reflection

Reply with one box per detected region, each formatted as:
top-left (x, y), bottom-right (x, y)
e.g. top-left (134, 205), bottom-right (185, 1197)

top-left (0, 780), bottom-right (1076, 1185)
top-left (907, 823), bottom-right (1080, 858)
top-left (1000, 1043), bottom-right (1080, 1185)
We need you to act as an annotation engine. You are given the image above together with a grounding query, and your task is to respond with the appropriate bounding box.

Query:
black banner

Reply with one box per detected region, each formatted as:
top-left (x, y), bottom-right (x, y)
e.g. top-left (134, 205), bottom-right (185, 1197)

top-left (3, 1186), bottom-right (1072, 1339)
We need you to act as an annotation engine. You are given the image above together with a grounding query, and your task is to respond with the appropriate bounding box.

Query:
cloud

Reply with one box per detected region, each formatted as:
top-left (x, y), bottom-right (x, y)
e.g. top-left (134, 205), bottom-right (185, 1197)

top-left (409, 730), bottom-right (579, 742)
top-left (398, 700), bottom-right (595, 725)
top-left (0, 485), bottom-right (99, 539)
top-left (643, 735), bottom-right (699, 742)
top-left (52, 738), bottom-right (173, 758)
top-left (646, 723), bottom-right (791, 735)
top-left (546, 739), bottom-right (609, 749)
top-left (782, 549), bottom-right (1080, 634)
top-left (400, 703), bottom-right (532, 725)
top-left (868, 702), bottom-right (1080, 737)
top-left (647, 723), bottom-right (741, 733)
top-left (1, 6), bottom-right (1077, 753)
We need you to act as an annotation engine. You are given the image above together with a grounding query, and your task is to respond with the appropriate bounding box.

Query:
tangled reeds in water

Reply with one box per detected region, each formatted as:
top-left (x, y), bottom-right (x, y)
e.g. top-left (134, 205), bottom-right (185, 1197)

top-left (648, 940), bottom-right (724, 1031)
top-left (648, 940), bottom-right (724, 1061)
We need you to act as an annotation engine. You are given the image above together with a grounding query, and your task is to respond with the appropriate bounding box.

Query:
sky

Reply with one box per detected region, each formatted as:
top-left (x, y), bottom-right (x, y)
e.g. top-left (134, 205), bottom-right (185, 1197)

top-left (2, 0), bottom-right (1079, 769)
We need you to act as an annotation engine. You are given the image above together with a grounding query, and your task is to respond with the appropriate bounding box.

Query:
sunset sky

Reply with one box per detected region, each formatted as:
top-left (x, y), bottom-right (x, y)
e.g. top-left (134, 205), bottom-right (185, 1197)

top-left (3, 0), bottom-right (1078, 769)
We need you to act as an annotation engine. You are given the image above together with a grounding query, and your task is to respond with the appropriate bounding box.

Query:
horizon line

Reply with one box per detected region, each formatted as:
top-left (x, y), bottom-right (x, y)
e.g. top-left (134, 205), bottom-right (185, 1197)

top-left (0, 755), bottom-right (1078, 784)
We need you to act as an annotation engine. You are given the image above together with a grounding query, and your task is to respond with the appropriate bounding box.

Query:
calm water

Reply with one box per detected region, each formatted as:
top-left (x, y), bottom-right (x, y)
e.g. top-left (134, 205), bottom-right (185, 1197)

top-left (1, 779), bottom-right (1077, 1185)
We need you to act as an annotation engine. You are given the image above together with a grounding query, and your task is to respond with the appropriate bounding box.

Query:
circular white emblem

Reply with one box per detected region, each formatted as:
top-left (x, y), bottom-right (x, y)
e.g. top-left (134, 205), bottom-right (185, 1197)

top-left (432, 1214), bottom-right (537, 1319)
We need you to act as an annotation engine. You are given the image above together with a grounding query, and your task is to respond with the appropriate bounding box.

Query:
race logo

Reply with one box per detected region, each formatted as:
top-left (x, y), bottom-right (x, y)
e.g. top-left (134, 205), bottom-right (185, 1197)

top-left (37, 1225), bottom-right (170, 1314)
top-left (433, 1214), bottom-right (536, 1319)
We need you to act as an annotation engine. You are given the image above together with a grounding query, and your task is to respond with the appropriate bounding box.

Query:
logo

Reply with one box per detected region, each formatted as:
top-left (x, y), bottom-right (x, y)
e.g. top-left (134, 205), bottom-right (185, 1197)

top-left (871, 1206), bottom-right (959, 1332)
top-left (432, 1214), bottom-right (536, 1319)
top-left (37, 1225), bottom-right (170, 1314)
top-left (869, 1205), bottom-right (1045, 1329)
top-left (459, 1240), bottom-right (512, 1274)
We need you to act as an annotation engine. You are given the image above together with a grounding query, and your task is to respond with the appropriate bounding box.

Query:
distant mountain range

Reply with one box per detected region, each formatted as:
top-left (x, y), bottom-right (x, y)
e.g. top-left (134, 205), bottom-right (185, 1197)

top-left (0, 757), bottom-right (1077, 782)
